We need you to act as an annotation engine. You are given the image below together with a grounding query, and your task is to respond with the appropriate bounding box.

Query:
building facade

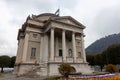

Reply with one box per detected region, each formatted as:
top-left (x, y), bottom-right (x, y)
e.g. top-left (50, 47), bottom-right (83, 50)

top-left (14, 13), bottom-right (93, 76)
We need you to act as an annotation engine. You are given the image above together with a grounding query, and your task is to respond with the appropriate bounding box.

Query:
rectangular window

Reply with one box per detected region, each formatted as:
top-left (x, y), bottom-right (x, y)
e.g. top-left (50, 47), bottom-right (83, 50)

top-left (31, 48), bottom-right (36, 59)
top-left (59, 49), bottom-right (62, 57)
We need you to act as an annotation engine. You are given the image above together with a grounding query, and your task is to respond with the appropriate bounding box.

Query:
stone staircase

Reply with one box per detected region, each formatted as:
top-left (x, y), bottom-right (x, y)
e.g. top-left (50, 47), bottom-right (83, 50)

top-left (22, 63), bottom-right (48, 78)
top-left (83, 65), bottom-right (94, 74)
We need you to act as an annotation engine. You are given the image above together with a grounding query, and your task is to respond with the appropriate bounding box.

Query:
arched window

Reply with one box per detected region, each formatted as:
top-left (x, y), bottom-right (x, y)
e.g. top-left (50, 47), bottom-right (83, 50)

top-left (68, 49), bottom-right (72, 57)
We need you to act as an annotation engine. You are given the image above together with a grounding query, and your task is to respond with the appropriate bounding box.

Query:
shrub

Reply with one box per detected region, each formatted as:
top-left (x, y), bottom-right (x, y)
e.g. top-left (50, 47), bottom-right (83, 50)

top-left (105, 64), bottom-right (118, 73)
top-left (58, 63), bottom-right (76, 78)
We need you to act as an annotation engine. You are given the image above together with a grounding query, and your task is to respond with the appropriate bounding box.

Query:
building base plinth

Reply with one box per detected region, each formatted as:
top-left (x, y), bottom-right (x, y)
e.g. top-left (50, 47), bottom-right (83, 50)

top-left (14, 62), bottom-right (93, 76)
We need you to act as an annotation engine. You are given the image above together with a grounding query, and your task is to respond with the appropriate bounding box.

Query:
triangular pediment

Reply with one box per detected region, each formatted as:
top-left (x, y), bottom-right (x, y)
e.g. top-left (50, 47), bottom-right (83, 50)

top-left (51, 16), bottom-right (85, 29)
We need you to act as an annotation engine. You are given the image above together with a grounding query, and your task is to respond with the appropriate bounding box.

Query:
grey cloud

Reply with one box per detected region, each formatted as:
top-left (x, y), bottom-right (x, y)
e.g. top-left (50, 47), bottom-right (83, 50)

top-left (5, 0), bottom-right (58, 29)
top-left (0, 38), bottom-right (7, 46)
top-left (1, 0), bottom-right (120, 56)
top-left (5, 0), bottom-right (57, 13)
top-left (92, 6), bottom-right (120, 36)
top-left (0, 0), bottom-right (58, 56)
top-left (0, 34), bottom-right (17, 56)
top-left (58, 0), bottom-right (79, 9)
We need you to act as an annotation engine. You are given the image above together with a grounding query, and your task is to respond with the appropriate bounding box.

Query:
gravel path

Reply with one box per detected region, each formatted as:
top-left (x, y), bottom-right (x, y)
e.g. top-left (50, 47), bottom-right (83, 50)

top-left (0, 73), bottom-right (45, 80)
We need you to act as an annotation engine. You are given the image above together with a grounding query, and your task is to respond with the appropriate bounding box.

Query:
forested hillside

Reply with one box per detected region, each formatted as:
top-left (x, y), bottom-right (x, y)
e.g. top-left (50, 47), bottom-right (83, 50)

top-left (86, 33), bottom-right (120, 54)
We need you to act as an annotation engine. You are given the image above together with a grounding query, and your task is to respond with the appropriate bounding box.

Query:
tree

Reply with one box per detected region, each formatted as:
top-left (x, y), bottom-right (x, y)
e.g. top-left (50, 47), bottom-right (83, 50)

top-left (101, 51), bottom-right (108, 65)
top-left (101, 44), bottom-right (120, 65)
top-left (86, 44), bottom-right (120, 72)
top-left (58, 63), bottom-right (76, 78)
top-left (0, 55), bottom-right (11, 72)
top-left (86, 55), bottom-right (95, 65)
top-left (10, 56), bottom-right (16, 68)
top-left (94, 54), bottom-right (104, 71)
top-left (105, 64), bottom-right (118, 73)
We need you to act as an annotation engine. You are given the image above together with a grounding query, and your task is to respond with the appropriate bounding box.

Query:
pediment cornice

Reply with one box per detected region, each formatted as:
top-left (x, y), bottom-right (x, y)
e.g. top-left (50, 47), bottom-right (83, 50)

top-left (50, 16), bottom-right (86, 29)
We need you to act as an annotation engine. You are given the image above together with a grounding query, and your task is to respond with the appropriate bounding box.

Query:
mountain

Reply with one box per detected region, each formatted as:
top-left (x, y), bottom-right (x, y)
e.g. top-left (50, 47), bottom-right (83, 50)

top-left (86, 33), bottom-right (120, 54)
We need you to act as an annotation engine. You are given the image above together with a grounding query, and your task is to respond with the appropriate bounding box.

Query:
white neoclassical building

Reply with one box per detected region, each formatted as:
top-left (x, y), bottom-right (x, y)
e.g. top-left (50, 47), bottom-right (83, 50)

top-left (14, 13), bottom-right (93, 76)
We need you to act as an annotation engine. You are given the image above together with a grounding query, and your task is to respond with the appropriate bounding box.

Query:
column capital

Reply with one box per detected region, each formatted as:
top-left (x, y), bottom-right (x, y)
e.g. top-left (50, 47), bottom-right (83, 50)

top-left (72, 31), bottom-right (75, 34)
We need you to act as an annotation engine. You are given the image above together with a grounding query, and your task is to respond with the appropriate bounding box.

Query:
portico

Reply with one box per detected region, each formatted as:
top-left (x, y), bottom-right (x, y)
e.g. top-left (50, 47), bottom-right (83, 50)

top-left (49, 27), bottom-right (84, 63)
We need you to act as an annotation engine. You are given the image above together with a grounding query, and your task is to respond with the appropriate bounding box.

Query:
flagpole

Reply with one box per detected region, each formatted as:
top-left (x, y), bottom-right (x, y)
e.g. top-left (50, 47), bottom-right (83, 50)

top-left (58, 0), bottom-right (60, 16)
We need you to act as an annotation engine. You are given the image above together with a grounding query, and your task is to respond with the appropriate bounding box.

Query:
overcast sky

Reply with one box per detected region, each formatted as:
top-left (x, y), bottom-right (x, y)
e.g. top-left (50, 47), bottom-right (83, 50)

top-left (0, 0), bottom-right (120, 56)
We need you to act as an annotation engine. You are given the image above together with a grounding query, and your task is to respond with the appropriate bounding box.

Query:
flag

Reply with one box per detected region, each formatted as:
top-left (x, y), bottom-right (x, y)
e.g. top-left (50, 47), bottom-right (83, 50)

top-left (55, 9), bottom-right (60, 16)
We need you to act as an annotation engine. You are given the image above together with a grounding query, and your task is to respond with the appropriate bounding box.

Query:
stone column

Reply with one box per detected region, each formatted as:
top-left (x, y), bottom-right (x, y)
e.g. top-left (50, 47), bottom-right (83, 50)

top-left (62, 30), bottom-right (66, 62)
top-left (40, 34), bottom-right (43, 63)
top-left (81, 34), bottom-right (86, 62)
top-left (72, 32), bottom-right (77, 62)
top-left (50, 28), bottom-right (54, 61)
top-left (56, 37), bottom-right (59, 56)
top-left (22, 31), bottom-right (29, 62)
top-left (16, 39), bottom-right (21, 63)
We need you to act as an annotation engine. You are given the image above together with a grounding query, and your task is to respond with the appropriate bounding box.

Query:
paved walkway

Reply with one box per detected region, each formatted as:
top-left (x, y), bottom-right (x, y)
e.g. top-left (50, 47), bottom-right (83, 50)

top-left (0, 73), bottom-right (45, 80)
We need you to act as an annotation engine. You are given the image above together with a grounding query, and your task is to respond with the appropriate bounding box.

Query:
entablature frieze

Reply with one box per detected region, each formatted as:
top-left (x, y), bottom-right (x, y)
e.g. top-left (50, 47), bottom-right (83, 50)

top-left (51, 21), bottom-right (83, 34)
top-left (26, 27), bottom-right (43, 33)
top-left (27, 19), bottom-right (44, 28)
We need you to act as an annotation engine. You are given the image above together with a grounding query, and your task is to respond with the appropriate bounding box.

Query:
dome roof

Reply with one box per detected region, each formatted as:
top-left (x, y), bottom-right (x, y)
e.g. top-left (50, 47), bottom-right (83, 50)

top-left (36, 13), bottom-right (58, 17)
top-left (31, 13), bottom-right (58, 21)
